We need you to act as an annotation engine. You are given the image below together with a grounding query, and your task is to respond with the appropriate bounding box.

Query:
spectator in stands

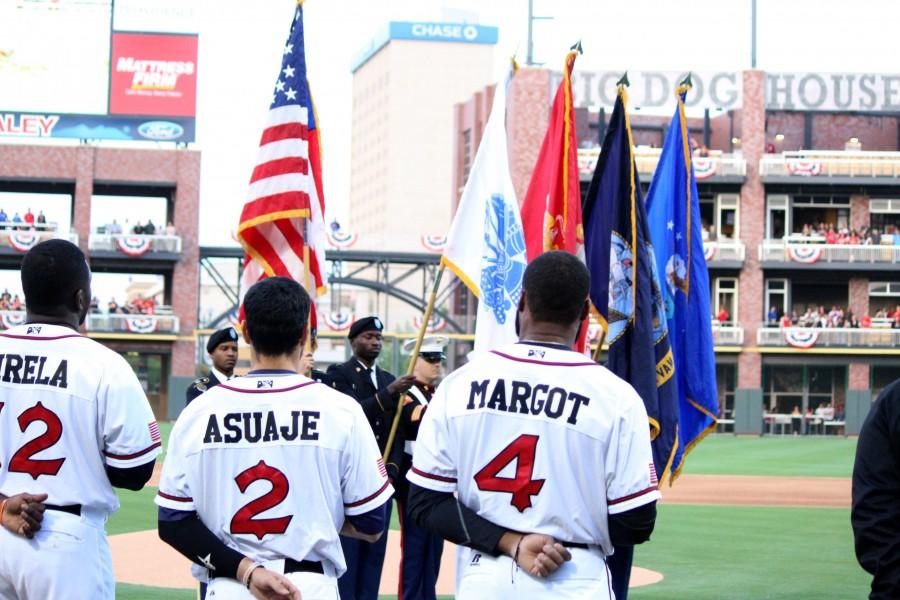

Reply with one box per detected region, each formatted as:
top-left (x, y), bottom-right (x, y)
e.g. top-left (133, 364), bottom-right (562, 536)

top-left (790, 309), bottom-right (799, 325)
top-left (11, 213), bottom-right (22, 227)
top-left (825, 225), bottom-right (838, 245)
top-left (875, 308), bottom-right (889, 320)
top-left (10, 295), bottom-right (22, 311)
top-left (109, 219), bottom-right (123, 235)
top-left (767, 306), bottom-right (778, 325)
top-left (0, 296), bottom-right (8, 310)
top-left (165, 221), bottom-right (176, 236)
top-left (144, 219), bottom-right (156, 235)
top-left (708, 225), bottom-right (717, 241)
top-left (701, 221), bottom-right (710, 242)
top-left (23, 208), bottom-right (34, 228)
top-left (848, 229), bottom-right (860, 244)
top-left (871, 228), bottom-right (882, 245)
top-left (791, 405), bottom-right (802, 435)
top-left (90, 296), bottom-right (100, 314)
top-left (36, 211), bottom-right (46, 227)
top-left (780, 313), bottom-right (792, 328)
top-left (861, 313), bottom-right (873, 328)
top-left (717, 306), bottom-right (730, 324)
top-left (108, 298), bottom-right (119, 314)
top-left (892, 305), bottom-right (900, 323)
top-left (0, 208), bottom-right (7, 226)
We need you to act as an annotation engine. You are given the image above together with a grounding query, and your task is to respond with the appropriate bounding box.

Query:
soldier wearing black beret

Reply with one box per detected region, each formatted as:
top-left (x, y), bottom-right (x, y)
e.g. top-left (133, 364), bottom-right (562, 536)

top-left (185, 326), bottom-right (239, 405)
top-left (326, 315), bottom-right (416, 600)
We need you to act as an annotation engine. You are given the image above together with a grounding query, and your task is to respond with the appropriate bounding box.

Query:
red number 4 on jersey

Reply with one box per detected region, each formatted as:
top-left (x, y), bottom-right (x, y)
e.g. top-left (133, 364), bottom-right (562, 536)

top-left (474, 434), bottom-right (545, 513)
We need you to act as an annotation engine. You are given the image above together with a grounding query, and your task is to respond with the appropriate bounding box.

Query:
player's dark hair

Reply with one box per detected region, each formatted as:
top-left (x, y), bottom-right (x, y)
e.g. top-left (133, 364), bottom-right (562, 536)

top-left (523, 250), bottom-right (590, 326)
top-left (243, 276), bottom-right (310, 357)
top-left (21, 239), bottom-right (90, 316)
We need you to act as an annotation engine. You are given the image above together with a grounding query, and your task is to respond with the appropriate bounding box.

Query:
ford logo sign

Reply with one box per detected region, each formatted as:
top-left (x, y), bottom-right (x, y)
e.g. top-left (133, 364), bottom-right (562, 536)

top-left (137, 121), bottom-right (184, 141)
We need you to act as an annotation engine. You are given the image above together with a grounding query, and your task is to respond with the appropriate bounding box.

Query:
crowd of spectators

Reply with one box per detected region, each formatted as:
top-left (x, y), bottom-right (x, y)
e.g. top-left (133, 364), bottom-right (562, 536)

top-left (765, 304), bottom-right (900, 329)
top-left (0, 289), bottom-right (24, 311)
top-left (0, 208), bottom-right (50, 230)
top-left (91, 294), bottom-right (158, 316)
top-left (98, 219), bottom-right (176, 236)
top-left (791, 223), bottom-right (900, 245)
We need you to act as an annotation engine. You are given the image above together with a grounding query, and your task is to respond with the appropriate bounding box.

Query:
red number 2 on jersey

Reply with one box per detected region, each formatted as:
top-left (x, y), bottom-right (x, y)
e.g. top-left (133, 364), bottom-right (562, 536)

top-left (474, 434), bottom-right (545, 513)
top-left (1, 401), bottom-right (66, 480)
top-left (230, 460), bottom-right (293, 540)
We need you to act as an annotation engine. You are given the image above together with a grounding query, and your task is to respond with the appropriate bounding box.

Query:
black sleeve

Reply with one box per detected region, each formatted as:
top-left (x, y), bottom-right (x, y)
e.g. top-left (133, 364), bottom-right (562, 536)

top-left (106, 461), bottom-right (155, 491)
top-left (327, 365), bottom-right (398, 422)
top-left (852, 383), bottom-right (900, 597)
top-left (407, 483), bottom-right (507, 555)
top-left (185, 384), bottom-right (202, 406)
top-left (608, 501), bottom-right (657, 546)
top-left (158, 509), bottom-right (245, 580)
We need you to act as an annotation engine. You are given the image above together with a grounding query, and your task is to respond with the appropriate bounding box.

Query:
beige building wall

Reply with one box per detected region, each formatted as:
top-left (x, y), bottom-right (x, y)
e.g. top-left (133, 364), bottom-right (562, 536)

top-left (350, 39), bottom-right (495, 251)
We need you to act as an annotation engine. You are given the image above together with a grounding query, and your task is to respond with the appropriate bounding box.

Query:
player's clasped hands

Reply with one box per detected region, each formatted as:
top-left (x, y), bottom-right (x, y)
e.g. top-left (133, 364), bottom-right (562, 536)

top-left (243, 565), bottom-right (302, 600)
top-left (0, 492), bottom-right (48, 539)
top-left (515, 533), bottom-right (573, 578)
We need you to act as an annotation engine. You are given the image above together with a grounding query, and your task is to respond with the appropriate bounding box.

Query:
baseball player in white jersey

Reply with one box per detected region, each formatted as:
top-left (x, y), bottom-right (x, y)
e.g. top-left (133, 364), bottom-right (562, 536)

top-left (156, 276), bottom-right (393, 600)
top-left (0, 239), bottom-right (160, 600)
top-left (407, 251), bottom-right (660, 599)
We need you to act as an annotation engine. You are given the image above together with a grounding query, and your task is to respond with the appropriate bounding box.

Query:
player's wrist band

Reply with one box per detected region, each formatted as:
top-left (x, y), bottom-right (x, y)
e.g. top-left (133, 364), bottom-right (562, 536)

top-left (0, 499), bottom-right (7, 528)
top-left (242, 562), bottom-right (263, 588)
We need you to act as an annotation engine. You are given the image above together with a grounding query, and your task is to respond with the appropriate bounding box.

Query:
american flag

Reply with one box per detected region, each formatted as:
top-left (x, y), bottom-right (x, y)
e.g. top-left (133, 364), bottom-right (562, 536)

top-left (237, 3), bottom-right (327, 312)
top-left (148, 421), bottom-right (161, 444)
top-left (649, 462), bottom-right (659, 486)
top-left (377, 458), bottom-right (388, 479)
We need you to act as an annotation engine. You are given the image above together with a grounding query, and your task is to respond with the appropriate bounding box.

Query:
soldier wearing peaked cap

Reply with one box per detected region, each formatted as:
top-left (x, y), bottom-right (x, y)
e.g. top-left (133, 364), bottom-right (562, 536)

top-left (390, 335), bottom-right (447, 600)
top-left (185, 326), bottom-right (239, 406)
top-left (326, 315), bottom-right (416, 600)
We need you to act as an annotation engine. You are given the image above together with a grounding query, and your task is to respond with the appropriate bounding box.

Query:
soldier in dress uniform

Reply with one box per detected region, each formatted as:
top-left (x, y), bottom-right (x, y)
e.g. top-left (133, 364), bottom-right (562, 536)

top-left (185, 326), bottom-right (239, 406)
top-left (326, 316), bottom-right (415, 600)
top-left (390, 335), bottom-right (447, 600)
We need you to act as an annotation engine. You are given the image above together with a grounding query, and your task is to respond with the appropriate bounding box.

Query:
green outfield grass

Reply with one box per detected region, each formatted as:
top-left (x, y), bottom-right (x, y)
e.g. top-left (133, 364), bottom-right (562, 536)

top-left (678, 433), bottom-right (856, 478)
top-left (113, 427), bottom-right (864, 599)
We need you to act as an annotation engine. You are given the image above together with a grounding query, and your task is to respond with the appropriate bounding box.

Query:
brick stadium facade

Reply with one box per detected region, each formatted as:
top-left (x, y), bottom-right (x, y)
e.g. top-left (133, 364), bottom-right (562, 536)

top-left (0, 144), bottom-right (200, 420)
top-left (453, 68), bottom-right (900, 435)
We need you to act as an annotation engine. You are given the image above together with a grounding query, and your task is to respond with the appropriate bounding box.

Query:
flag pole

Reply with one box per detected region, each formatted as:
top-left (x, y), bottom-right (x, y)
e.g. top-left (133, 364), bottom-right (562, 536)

top-left (302, 216), bottom-right (313, 354)
top-left (592, 328), bottom-right (606, 363)
top-left (382, 263), bottom-right (445, 462)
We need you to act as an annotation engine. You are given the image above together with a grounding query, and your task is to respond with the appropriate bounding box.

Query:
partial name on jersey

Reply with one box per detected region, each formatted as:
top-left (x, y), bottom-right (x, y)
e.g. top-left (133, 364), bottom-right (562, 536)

top-left (203, 409), bottom-right (320, 444)
top-left (0, 353), bottom-right (68, 388)
top-left (466, 378), bottom-right (590, 425)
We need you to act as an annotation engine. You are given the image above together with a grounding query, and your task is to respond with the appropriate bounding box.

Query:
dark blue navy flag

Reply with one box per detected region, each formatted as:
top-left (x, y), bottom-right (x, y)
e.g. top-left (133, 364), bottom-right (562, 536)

top-left (646, 84), bottom-right (718, 481)
top-left (583, 87), bottom-right (679, 485)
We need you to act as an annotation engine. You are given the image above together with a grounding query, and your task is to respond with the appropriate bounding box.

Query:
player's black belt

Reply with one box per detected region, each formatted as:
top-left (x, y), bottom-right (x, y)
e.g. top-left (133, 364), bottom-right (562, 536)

top-left (563, 542), bottom-right (591, 550)
top-left (210, 558), bottom-right (324, 579)
top-left (45, 504), bottom-right (81, 516)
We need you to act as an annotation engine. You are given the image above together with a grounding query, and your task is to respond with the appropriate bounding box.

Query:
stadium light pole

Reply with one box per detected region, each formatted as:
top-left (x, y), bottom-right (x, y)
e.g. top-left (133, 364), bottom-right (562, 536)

top-left (526, 0), bottom-right (552, 66)
top-left (751, 0), bottom-right (757, 68)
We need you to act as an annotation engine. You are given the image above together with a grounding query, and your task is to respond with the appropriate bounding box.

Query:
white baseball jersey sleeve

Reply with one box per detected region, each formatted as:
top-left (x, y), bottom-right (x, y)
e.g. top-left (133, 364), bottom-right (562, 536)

top-left (155, 373), bottom-right (393, 576)
top-left (0, 324), bottom-right (161, 516)
top-left (408, 342), bottom-right (661, 555)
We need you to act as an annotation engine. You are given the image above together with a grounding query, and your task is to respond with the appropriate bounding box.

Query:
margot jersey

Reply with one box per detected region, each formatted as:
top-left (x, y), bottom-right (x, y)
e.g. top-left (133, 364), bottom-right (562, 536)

top-left (407, 342), bottom-right (661, 555)
top-left (0, 324), bottom-right (161, 516)
top-left (155, 372), bottom-right (394, 576)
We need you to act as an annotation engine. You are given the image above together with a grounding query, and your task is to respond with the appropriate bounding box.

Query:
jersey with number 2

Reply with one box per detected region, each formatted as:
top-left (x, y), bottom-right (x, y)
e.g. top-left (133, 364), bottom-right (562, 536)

top-left (407, 342), bottom-right (661, 555)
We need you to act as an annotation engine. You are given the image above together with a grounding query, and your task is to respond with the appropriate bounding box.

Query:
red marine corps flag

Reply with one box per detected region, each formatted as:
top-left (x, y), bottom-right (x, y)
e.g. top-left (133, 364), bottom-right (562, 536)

top-left (238, 2), bottom-right (327, 320)
top-left (520, 45), bottom-right (588, 351)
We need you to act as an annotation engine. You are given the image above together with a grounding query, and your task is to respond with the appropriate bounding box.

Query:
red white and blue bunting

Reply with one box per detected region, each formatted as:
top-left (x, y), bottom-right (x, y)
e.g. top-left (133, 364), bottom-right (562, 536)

top-left (786, 159), bottom-right (822, 176)
top-left (8, 231), bottom-right (41, 253)
top-left (323, 310), bottom-right (354, 331)
top-left (693, 157), bottom-right (718, 180)
top-left (787, 245), bottom-right (823, 264)
top-left (420, 235), bottom-right (447, 253)
top-left (704, 243), bottom-right (717, 261)
top-left (784, 328), bottom-right (818, 349)
top-left (327, 230), bottom-right (358, 249)
top-left (412, 314), bottom-right (447, 333)
top-left (0, 311), bottom-right (26, 330)
top-left (116, 236), bottom-right (153, 257)
top-left (124, 316), bottom-right (159, 334)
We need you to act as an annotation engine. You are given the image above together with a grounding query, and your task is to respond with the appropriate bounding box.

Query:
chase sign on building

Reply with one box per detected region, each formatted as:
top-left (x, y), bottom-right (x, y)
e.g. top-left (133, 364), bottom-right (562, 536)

top-left (351, 21), bottom-right (499, 72)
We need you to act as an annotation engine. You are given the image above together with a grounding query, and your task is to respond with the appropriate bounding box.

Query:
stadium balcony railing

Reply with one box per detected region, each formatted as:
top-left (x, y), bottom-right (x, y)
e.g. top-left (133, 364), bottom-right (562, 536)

top-left (0, 226), bottom-right (78, 252)
top-left (88, 233), bottom-right (182, 255)
top-left (759, 150), bottom-right (900, 178)
top-left (578, 147), bottom-right (747, 180)
top-left (759, 237), bottom-right (900, 264)
top-left (757, 324), bottom-right (900, 348)
top-left (712, 323), bottom-right (744, 346)
top-left (703, 240), bottom-right (745, 264)
top-left (86, 311), bottom-right (179, 334)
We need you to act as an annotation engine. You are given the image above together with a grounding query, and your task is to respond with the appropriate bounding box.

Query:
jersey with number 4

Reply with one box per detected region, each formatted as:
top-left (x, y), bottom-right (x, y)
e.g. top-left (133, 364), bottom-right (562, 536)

top-left (155, 373), bottom-right (394, 576)
top-left (0, 324), bottom-right (161, 515)
top-left (407, 342), bottom-right (661, 555)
